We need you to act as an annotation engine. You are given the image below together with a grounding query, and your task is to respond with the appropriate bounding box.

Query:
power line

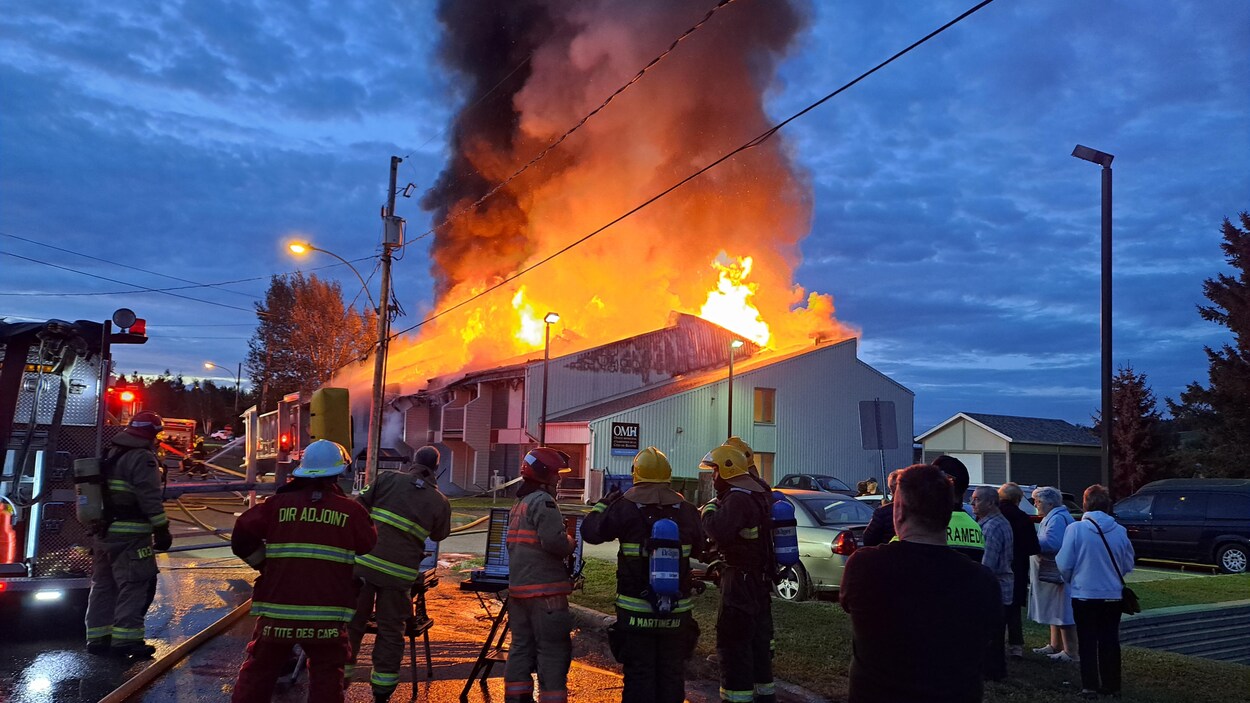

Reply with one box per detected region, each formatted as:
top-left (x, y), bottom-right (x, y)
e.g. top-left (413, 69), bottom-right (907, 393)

top-left (396, 0), bottom-right (739, 253)
top-left (0, 230), bottom-right (257, 299)
top-left (0, 250), bottom-right (258, 314)
top-left (0, 230), bottom-right (375, 297)
top-left (382, 0), bottom-right (997, 343)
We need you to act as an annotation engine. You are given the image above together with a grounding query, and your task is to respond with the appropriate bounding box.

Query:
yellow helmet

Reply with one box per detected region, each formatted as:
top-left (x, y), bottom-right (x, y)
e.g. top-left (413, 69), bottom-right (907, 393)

top-left (700, 445), bottom-right (750, 481)
top-left (632, 447), bottom-right (672, 484)
top-left (724, 436), bottom-right (757, 472)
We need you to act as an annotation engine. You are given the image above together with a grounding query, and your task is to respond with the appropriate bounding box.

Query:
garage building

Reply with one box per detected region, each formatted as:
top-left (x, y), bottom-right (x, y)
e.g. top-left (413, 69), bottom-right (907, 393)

top-left (917, 412), bottom-right (1100, 494)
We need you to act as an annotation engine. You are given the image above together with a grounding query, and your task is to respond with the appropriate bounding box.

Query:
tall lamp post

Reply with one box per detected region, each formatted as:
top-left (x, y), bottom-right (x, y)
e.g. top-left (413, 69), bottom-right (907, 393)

top-left (204, 361), bottom-right (242, 414)
top-left (540, 312), bottom-right (560, 446)
top-left (1072, 144), bottom-right (1115, 494)
top-left (727, 339), bottom-right (744, 438)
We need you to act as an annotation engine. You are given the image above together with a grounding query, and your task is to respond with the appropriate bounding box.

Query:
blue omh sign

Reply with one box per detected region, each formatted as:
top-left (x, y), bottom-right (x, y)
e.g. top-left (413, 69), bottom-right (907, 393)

top-left (610, 422), bottom-right (640, 454)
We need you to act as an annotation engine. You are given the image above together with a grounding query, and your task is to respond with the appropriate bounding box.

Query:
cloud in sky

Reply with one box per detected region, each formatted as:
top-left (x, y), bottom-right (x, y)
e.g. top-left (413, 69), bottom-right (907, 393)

top-left (1, 0), bottom-right (1246, 431)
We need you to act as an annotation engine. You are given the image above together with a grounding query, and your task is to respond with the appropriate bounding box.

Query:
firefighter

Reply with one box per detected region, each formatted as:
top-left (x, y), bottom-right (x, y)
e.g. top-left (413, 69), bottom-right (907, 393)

top-left (346, 445), bottom-right (452, 702)
top-left (85, 411), bottom-right (173, 658)
top-left (230, 440), bottom-right (376, 703)
top-left (725, 436), bottom-right (770, 491)
top-left (504, 447), bottom-right (576, 703)
top-left (582, 446), bottom-right (706, 703)
top-left (701, 444), bottom-right (776, 703)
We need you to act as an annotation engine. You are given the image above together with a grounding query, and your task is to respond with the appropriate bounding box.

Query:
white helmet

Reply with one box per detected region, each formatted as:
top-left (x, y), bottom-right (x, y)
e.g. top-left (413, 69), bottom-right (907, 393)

top-left (293, 439), bottom-right (351, 478)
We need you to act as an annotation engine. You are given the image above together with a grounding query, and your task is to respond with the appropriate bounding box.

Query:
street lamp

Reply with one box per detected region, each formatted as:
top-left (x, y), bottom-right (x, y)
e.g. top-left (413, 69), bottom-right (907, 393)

top-left (540, 312), bottom-right (560, 446)
top-left (287, 240), bottom-right (378, 312)
top-left (727, 339), bottom-right (744, 438)
top-left (1072, 144), bottom-right (1115, 494)
top-left (204, 361), bottom-right (242, 413)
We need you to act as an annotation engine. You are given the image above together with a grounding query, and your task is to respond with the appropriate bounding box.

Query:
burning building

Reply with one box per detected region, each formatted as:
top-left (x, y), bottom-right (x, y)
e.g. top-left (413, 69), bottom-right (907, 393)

top-left (392, 314), bottom-right (913, 500)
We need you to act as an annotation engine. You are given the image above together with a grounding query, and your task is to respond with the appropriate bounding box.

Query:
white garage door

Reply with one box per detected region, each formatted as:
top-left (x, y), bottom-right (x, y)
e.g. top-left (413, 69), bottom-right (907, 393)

top-left (947, 453), bottom-right (983, 485)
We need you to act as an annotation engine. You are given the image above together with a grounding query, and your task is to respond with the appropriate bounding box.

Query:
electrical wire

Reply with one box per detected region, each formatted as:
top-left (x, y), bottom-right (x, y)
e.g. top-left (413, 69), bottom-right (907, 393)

top-left (395, 0), bottom-right (739, 254)
top-left (0, 230), bottom-right (259, 299)
top-left (0, 250), bottom-right (258, 313)
top-left (378, 0), bottom-right (996, 343)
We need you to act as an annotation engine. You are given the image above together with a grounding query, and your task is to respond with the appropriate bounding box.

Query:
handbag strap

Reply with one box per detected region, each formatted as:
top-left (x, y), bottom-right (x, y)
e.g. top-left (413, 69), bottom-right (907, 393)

top-left (1090, 520), bottom-right (1126, 587)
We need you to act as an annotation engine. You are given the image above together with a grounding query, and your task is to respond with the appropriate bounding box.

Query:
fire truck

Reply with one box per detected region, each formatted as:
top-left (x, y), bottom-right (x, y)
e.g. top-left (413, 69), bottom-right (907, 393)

top-left (243, 387), bottom-right (353, 484)
top-left (0, 309), bottom-right (149, 607)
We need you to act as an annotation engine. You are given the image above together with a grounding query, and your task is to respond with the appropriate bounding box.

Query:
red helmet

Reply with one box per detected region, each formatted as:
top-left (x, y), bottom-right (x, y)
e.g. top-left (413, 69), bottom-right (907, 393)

top-left (124, 410), bottom-right (164, 441)
top-left (521, 447), bottom-right (571, 486)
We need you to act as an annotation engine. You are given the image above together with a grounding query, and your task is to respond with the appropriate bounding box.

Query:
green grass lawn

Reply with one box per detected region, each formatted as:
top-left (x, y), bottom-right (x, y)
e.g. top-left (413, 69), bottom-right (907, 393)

top-left (571, 559), bottom-right (1250, 702)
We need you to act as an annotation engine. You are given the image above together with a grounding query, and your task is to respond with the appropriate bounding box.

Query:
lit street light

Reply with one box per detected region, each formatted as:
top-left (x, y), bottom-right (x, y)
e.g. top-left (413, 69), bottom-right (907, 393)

top-left (1072, 143), bottom-right (1115, 494)
top-left (204, 361), bottom-right (242, 413)
top-left (288, 240), bottom-right (378, 312)
top-left (727, 338), bottom-right (744, 438)
top-left (540, 312), bottom-right (560, 446)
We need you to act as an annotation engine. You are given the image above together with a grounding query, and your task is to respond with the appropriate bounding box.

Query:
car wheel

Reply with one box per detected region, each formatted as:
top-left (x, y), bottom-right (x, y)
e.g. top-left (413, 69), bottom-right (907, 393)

top-left (1216, 543), bottom-right (1248, 574)
top-left (774, 563), bottom-right (811, 602)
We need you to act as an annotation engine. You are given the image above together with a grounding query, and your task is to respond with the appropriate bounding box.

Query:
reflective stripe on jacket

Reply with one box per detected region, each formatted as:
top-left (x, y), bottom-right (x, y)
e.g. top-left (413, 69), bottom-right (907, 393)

top-left (581, 490), bottom-right (705, 629)
top-left (506, 489), bottom-right (574, 598)
top-left (354, 469), bottom-right (452, 588)
top-left (102, 434), bottom-right (167, 539)
top-left (232, 480), bottom-right (376, 628)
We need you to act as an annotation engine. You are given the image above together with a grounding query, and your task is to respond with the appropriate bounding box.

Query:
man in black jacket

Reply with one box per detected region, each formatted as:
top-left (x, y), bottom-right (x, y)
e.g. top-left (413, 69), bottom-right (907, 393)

top-left (582, 447), bottom-right (705, 703)
top-left (860, 470), bottom-right (900, 547)
top-left (998, 482), bottom-right (1041, 659)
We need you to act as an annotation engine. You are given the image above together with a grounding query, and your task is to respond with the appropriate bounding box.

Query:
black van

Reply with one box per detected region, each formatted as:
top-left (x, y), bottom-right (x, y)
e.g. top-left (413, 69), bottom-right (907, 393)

top-left (1113, 479), bottom-right (1250, 573)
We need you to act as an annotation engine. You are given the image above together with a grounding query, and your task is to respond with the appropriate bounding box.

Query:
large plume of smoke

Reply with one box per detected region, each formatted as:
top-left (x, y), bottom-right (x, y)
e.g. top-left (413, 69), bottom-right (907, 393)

top-left (345, 0), bottom-right (856, 420)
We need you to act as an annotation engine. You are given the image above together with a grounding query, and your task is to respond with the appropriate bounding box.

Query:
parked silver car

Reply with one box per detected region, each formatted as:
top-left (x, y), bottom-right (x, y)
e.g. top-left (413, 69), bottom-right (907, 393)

top-left (772, 489), bottom-right (874, 602)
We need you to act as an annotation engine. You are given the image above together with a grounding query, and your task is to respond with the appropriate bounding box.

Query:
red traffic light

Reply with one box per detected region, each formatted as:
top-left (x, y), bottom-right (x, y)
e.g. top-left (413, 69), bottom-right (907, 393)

top-left (278, 433), bottom-right (292, 452)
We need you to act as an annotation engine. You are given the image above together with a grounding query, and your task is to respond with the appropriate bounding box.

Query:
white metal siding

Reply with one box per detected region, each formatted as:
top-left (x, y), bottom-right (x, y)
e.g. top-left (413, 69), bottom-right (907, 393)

top-left (588, 340), bottom-right (914, 487)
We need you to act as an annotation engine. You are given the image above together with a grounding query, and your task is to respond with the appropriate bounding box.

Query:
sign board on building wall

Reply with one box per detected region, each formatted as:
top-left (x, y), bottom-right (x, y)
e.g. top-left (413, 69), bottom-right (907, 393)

top-left (610, 422), bottom-right (640, 456)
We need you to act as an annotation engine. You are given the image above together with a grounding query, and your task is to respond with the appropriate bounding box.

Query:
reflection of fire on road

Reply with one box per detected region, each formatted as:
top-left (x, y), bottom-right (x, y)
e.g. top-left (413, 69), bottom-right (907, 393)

top-left (334, 0), bottom-right (857, 402)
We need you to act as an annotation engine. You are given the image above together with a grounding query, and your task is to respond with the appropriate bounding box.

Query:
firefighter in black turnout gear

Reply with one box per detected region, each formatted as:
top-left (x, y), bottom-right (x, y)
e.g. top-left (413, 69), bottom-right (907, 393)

top-left (701, 444), bottom-right (776, 703)
top-left (582, 447), bottom-right (706, 703)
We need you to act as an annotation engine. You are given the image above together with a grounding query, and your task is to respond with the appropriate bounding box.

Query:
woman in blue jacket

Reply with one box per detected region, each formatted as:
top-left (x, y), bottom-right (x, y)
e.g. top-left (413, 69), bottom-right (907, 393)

top-left (1028, 486), bottom-right (1078, 662)
top-left (1057, 485), bottom-right (1135, 699)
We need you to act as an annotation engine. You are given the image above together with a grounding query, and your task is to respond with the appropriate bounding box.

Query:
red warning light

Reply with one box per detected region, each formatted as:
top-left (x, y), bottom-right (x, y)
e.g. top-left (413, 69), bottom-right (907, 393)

top-left (278, 433), bottom-right (293, 452)
top-left (119, 390), bottom-right (136, 403)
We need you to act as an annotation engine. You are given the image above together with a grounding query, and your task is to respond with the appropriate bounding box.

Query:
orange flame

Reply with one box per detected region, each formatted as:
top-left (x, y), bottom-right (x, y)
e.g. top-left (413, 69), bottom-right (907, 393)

top-left (699, 255), bottom-right (770, 346)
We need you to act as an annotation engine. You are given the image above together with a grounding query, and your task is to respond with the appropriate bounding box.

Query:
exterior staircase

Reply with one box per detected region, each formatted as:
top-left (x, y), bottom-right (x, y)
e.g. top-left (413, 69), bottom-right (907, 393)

top-left (1120, 599), bottom-right (1250, 665)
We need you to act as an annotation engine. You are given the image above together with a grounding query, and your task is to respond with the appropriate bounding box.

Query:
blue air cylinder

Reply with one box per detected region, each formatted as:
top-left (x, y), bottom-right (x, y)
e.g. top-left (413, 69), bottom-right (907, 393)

top-left (771, 497), bottom-right (800, 567)
top-left (649, 518), bottom-right (682, 611)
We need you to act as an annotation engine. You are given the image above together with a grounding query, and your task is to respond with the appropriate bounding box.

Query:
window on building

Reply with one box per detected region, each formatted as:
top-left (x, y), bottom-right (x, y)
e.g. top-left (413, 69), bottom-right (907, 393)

top-left (753, 388), bottom-right (776, 424)
top-left (756, 452), bottom-right (775, 484)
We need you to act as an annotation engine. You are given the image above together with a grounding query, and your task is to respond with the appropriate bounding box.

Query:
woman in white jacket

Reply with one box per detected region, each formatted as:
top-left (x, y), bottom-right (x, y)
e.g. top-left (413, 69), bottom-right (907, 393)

top-left (1057, 485), bottom-right (1135, 699)
top-left (1029, 486), bottom-right (1078, 662)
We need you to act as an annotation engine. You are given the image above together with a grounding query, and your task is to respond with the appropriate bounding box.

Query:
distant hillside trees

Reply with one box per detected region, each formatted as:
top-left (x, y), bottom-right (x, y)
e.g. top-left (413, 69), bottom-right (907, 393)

top-left (113, 371), bottom-right (249, 433)
top-left (246, 273), bottom-right (376, 412)
top-left (1168, 211), bottom-right (1250, 479)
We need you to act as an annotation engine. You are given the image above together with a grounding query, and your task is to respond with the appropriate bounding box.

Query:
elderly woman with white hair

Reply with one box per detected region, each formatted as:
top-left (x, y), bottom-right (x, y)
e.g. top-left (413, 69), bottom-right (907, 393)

top-left (1029, 486), bottom-right (1078, 662)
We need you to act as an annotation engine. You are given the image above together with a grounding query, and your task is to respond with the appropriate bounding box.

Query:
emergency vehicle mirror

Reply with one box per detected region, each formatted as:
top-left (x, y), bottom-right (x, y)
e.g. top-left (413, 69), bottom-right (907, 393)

top-left (111, 308), bottom-right (137, 329)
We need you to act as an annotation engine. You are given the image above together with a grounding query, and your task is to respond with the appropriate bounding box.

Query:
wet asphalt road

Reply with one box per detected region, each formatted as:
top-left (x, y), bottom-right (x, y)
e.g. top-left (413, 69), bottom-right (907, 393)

top-left (0, 539), bottom-right (251, 703)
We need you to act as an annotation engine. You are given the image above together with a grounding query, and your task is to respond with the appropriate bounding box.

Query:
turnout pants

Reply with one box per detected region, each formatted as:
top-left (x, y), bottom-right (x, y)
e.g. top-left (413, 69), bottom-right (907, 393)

top-left (84, 535), bottom-right (158, 646)
top-left (614, 622), bottom-right (695, 703)
top-left (715, 569), bottom-right (775, 703)
top-left (346, 580), bottom-right (414, 697)
top-left (1072, 598), bottom-right (1123, 695)
top-left (504, 594), bottom-right (572, 703)
top-left (231, 619), bottom-right (350, 703)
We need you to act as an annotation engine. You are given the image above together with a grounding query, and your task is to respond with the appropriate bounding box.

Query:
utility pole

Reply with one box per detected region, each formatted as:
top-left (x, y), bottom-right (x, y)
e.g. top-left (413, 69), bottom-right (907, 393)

top-left (367, 155), bottom-right (401, 486)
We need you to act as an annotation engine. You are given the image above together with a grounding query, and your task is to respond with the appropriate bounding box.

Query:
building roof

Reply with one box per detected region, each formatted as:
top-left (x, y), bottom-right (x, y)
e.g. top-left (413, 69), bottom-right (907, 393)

top-left (917, 412), bottom-right (1098, 446)
top-left (550, 339), bottom-right (859, 422)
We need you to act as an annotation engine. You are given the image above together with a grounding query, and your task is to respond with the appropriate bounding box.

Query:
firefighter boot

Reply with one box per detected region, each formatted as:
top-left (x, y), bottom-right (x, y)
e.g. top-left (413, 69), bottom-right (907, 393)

top-left (112, 640), bottom-right (157, 659)
top-left (86, 636), bottom-right (112, 656)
